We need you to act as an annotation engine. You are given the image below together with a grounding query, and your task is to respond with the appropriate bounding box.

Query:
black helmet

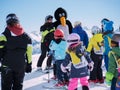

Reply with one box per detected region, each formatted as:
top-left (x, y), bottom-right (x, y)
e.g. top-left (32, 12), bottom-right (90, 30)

top-left (6, 13), bottom-right (19, 26)
top-left (45, 15), bottom-right (53, 22)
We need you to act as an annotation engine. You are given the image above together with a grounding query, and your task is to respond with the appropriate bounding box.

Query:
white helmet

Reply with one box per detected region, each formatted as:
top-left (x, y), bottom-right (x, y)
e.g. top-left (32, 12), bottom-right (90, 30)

top-left (91, 26), bottom-right (102, 34)
top-left (112, 32), bottom-right (120, 43)
top-left (67, 33), bottom-right (80, 46)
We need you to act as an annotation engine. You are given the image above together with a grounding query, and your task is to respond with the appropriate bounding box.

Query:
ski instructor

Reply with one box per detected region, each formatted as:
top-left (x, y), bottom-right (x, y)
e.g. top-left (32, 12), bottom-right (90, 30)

top-left (0, 13), bottom-right (32, 90)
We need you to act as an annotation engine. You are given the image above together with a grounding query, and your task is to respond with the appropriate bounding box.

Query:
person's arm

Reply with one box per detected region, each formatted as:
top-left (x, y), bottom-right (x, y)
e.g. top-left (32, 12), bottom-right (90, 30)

top-left (0, 34), bottom-right (7, 60)
top-left (86, 38), bottom-right (93, 53)
top-left (25, 36), bottom-right (32, 73)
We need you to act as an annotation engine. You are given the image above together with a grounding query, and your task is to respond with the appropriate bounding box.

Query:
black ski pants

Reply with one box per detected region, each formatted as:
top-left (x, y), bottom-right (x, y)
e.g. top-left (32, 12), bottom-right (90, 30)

top-left (37, 43), bottom-right (52, 67)
top-left (1, 67), bottom-right (25, 90)
top-left (89, 53), bottom-right (103, 80)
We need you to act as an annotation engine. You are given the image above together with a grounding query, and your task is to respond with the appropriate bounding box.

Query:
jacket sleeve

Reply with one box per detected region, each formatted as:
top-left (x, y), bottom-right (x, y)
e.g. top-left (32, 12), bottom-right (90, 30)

top-left (62, 52), bottom-right (71, 67)
top-left (86, 38), bottom-right (93, 53)
top-left (26, 38), bottom-right (32, 64)
top-left (108, 52), bottom-right (117, 76)
top-left (0, 34), bottom-right (7, 60)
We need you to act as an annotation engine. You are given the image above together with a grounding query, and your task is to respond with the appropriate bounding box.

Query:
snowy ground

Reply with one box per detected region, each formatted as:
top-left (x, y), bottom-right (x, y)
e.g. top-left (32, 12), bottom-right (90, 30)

top-left (0, 54), bottom-right (110, 90)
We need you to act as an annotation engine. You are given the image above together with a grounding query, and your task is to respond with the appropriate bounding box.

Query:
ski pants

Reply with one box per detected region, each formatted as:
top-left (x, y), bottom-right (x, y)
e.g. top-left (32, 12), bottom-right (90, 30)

top-left (37, 43), bottom-right (52, 67)
top-left (89, 53), bottom-right (103, 80)
top-left (68, 77), bottom-right (89, 90)
top-left (55, 60), bottom-right (69, 82)
top-left (111, 77), bottom-right (117, 90)
top-left (1, 66), bottom-right (25, 90)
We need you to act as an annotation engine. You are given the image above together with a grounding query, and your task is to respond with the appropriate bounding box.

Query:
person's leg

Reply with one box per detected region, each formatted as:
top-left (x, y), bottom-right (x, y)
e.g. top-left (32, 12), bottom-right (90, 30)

top-left (97, 55), bottom-right (104, 83)
top-left (89, 54), bottom-right (98, 82)
top-left (37, 43), bottom-right (47, 67)
top-left (46, 55), bottom-right (52, 68)
top-left (12, 70), bottom-right (25, 90)
top-left (55, 60), bottom-right (64, 82)
top-left (1, 67), bottom-right (13, 90)
top-left (68, 78), bottom-right (78, 90)
top-left (111, 77), bottom-right (117, 90)
top-left (80, 77), bottom-right (89, 90)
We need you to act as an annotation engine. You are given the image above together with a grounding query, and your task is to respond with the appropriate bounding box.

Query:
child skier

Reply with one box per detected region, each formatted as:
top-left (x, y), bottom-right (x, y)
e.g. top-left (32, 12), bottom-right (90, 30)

top-left (49, 29), bottom-right (69, 87)
top-left (105, 32), bottom-right (120, 90)
top-left (61, 33), bottom-right (94, 90)
top-left (86, 26), bottom-right (104, 83)
top-left (101, 18), bottom-right (114, 71)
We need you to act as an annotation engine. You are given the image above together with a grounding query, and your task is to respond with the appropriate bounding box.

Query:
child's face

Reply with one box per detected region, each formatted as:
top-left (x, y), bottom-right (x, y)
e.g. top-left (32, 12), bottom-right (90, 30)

top-left (111, 42), bottom-right (117, 47)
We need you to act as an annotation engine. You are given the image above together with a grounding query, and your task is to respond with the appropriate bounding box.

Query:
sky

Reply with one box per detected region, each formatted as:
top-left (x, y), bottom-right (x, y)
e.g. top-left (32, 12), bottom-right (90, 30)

top-left (0, 0), bottom-right (120, 33)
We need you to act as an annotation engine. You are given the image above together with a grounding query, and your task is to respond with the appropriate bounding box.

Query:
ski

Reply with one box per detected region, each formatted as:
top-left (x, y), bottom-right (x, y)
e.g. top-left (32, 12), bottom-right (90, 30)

top-left (42, 85), bottom-right (67, 90)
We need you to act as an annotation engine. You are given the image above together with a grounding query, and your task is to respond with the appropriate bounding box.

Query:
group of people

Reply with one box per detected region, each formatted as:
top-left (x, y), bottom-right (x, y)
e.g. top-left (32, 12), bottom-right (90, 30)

top-left (36, 13), bottom-right (120, 90)
top-left (0, 12), bottom-right (120, 90)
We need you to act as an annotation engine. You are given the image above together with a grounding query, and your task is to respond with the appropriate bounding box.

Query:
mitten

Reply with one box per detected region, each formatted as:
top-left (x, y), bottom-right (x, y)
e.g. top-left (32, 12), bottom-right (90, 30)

top-left (25, 63), bottom-right (32, 73)
top-left (47, 50), bottom-right (54, 57)
top-left (61, 64), bottom-right (67, 73)
top-left (88, 61), bottom-right (94, 71)
top-left (105, 72), bottom-right (114, 86)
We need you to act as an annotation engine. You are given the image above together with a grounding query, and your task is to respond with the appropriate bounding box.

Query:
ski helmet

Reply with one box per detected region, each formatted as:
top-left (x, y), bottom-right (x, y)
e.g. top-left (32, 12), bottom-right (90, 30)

top-left (67, 33), bottom-right (80, 46)
top-left (111, 32), bottom-right (120, 43)
top-left (91, 26), bottom-right (102, 34)
top-left (6, 13), bottom-right (19, 25)
top-left (45, 15), bottom-right (53, 22)
top-left (54, 29), bottom-right (64, 38)
top-left (101, 18), bottom-right (113, 32)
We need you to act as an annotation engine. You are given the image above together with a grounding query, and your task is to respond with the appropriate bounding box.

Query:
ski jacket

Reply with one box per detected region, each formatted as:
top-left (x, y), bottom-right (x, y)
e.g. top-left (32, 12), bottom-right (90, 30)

top-left (72, 25), bottom-right (89, 48)
top-left (107, 47), bottom-right (120, 78)
top-left (0, 28), bottom-right (32, 71)
top-left (40, 23), bottom-right (55, 45)
top-left (49, 39), bottom-right (67, 61)
top-left (62, 45), bottom-right (92, 78)
top-left (103, 32), bottom-right (113, 55)
top-left (86, 34), bottom-right (104, 55)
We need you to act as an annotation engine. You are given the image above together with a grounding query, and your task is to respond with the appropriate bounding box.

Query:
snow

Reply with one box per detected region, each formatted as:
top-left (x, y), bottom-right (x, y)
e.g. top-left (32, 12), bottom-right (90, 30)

top-left (0, 54), bottom-right (110, 90)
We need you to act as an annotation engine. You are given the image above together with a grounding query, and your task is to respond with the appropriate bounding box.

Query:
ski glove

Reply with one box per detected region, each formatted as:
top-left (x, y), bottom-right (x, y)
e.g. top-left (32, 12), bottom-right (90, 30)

top-left (88, 61), bottom-right (94, 71)
top-left (105, 72), bottom-right (114, 86)
top-left (25, 63), bottom-right (32, 73)
top-left (61, 64), bottom-right (67, 73)
top-left (47, 50), bottom-right (54, 57)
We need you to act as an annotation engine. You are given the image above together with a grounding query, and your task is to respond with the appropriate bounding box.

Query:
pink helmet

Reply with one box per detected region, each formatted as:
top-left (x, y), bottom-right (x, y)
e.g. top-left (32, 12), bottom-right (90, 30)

top-left (67, 33), bottom-right (80, 46)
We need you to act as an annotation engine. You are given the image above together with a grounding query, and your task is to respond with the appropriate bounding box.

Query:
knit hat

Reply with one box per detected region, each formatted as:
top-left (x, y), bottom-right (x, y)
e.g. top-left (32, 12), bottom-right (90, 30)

top-left (6, 13), bottom-right (19, 25)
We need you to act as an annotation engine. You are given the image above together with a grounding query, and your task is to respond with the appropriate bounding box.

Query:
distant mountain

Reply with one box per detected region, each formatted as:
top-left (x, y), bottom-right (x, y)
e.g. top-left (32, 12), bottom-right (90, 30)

top-left (29, 31), bottom-right (41, 55)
